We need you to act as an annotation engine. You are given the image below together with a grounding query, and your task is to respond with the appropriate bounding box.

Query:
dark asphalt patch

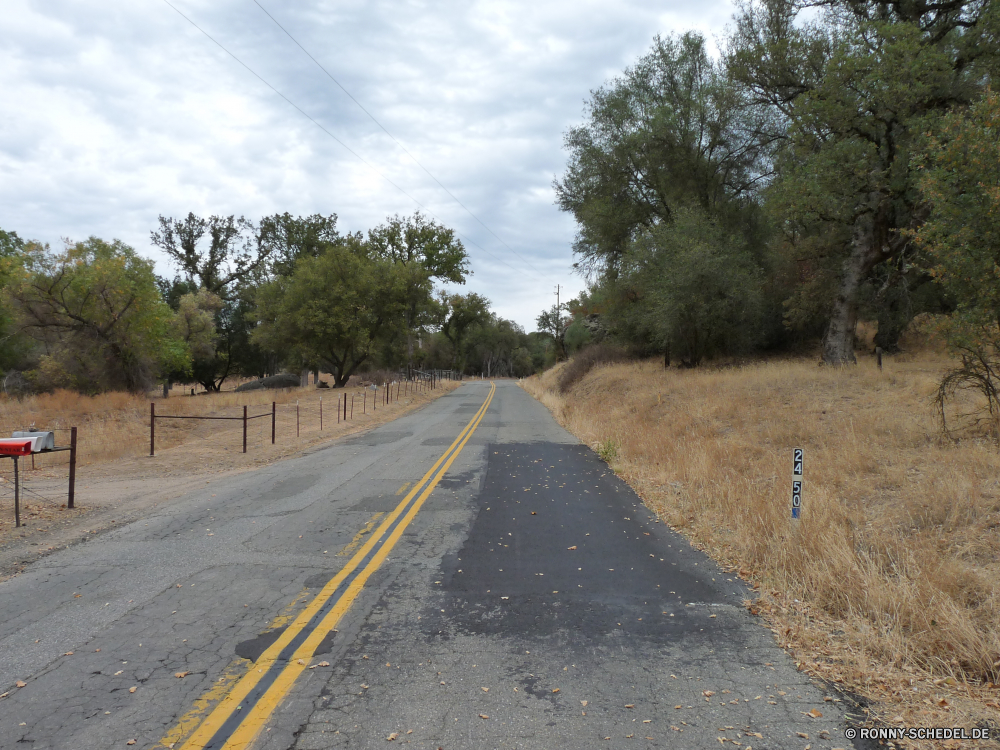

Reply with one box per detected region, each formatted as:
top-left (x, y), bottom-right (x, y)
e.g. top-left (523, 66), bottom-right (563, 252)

top-left (256, 474), bottom-right (319, 502)
top-left (425, 442), bottom-right (744, 650)
top-left (346, 431), bottom-right (413, 446)
top-left (447, 443), bottom-right (728, 596)
top-left (235, 629), bottom-right (284, 662)
top-left (353, 495), bottom-right (400, 512)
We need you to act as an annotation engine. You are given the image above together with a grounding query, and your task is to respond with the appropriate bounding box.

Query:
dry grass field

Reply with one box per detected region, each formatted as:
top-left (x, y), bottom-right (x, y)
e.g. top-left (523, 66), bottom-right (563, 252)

top-left (523, 344), bottom-right (1000, 745)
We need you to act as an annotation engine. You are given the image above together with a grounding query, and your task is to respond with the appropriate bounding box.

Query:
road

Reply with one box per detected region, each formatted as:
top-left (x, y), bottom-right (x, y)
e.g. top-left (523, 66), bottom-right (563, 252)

top-left (0, 380), bottom-right (852, 749)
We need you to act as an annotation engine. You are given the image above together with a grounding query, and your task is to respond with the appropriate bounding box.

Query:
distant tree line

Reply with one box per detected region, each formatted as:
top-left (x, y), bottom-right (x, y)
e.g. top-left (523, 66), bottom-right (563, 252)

top-left (548, 0), bottom-right (1000, 377)
top-left (0, 212), bottom-right (548, 395)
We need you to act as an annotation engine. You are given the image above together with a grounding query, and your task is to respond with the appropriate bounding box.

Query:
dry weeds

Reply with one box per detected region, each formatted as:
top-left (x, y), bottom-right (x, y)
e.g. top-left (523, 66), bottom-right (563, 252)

top-left (523, 351), bottom-right (1000, 747)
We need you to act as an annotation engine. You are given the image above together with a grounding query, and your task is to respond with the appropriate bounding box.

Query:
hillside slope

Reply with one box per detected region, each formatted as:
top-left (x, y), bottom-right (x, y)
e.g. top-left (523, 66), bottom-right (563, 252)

top-left (522, 355), bottom-right (1000, 744)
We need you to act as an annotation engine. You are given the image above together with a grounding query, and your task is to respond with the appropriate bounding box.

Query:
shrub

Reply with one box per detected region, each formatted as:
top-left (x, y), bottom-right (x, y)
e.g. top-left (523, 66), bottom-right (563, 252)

top-left (557, 343), bottom-right (628, 393)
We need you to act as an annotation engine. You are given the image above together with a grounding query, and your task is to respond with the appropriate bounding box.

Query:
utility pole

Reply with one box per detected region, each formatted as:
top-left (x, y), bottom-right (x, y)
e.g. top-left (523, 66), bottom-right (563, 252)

top-left (554, 284), bottom-right (563, 360)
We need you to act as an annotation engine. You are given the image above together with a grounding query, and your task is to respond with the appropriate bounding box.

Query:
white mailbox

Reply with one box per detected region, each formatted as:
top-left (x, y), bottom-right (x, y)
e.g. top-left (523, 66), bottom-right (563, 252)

top-left (12, 431), bottom-right (55, 451)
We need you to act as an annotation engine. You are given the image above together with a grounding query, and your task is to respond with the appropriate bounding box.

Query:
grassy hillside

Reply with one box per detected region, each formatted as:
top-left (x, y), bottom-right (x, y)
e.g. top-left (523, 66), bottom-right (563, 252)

top-left (523, 352), bottom-right (1000, 741)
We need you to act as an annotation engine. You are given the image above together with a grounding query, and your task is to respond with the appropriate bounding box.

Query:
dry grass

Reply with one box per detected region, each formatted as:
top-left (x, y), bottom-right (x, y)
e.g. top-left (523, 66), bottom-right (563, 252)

top-left (523, 351), bottom-right (1000, 744)
top-left (0, 376), bottom-right (441, 468)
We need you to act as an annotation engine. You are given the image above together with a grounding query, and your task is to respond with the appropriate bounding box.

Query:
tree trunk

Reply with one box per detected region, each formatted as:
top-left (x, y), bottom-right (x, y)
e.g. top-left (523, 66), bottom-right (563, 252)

top-left (822, 213), bottom-right (879, 365)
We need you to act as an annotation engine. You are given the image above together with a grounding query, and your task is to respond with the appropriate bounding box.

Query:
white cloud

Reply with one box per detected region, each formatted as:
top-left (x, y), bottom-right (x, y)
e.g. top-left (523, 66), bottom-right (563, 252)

top-left (0, 0), bottom-right (735, 329)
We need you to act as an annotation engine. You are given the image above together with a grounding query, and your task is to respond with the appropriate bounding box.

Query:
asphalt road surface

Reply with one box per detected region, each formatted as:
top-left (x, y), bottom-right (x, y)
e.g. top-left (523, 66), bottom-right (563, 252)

top-left (0, 380), bottom-right (853, 749)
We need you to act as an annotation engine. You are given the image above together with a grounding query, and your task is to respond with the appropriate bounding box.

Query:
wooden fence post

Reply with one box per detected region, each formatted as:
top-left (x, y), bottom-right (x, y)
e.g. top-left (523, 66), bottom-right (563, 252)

top-left (242, 405), bottom-right (248, 453)
top-left (68, 426), bottom-right (77, 509)
top-left (150, 403), bottom-right (155, 457)
top-left (13, 456), bottom-right (20, 528)
top-left (271, 402), bottom-right (276, 444)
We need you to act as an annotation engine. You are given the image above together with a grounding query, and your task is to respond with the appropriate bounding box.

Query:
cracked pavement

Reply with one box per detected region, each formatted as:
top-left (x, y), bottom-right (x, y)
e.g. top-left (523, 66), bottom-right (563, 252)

top-left (0, 381), bottom-right (853, 749)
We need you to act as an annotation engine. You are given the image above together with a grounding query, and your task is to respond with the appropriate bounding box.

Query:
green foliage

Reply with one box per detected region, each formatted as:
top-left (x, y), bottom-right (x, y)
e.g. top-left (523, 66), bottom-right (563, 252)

top-left (913, 90), bottom-right (1000, 435)
top-left (0, 228), bottom-right (32, 375)
top-left (253, 244), bottom-right (407, 387)
top-left (564, 318), bottom-right (592, 354)
top-left (553, 31), bottom-right (779, 363)
top-left (729, 0), bottom-right (998, 363)
top-left (9, 238), bottom-right (188, 393)
top-left (634, 208), bottom-right (764, 366)
top-left (368, 212), bottom-right (469, 368)
top-left (555, 31), bottom-right (775, 276)
top-left (260, 212), bottom-right (341, 278)
top-left (439, 292), bottom-right (491, 372)
top-left (468, 317), bottom-right (534, 378)
top-left (596, 438), bottom-right (619, 465)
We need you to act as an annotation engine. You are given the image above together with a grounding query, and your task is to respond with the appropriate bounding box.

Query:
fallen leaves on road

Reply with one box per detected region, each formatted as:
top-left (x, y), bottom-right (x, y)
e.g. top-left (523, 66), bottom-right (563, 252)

top-left (552, 688), bottom-right (560, 693)
top-left (581, 700), bottom-right (588, 706)
top-left (703, 690), bottom-right (715, 697)
top-left (174, 671), bottom-right (190, 679)
top-left (567, 546), bottom-right (577, 550)
top-left (386, 732), bottom-right (398, 741)
top-left (15, 681), bottom-right (26, 688)
top-left (804, 708), bottom-right (822, 718)
top-left (127, 741), bottom-right (136, 746)
top-left (481, 687), bottom-right (489, 692)
top-left (479, 714), bottom-right (489, 719)
top-left (64, 652), bottom-right (74, 656)
top-left (129, 686), bottom-right (137, 693)
top-left (625, 704), bottom-right (634, 709)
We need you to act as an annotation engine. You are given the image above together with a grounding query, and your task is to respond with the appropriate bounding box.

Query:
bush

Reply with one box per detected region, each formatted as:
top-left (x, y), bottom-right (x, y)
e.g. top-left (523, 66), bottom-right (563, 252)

top-left (234, 373), bottom-right (301, 392)
top-left (557, 343), bottom-right (628, 393)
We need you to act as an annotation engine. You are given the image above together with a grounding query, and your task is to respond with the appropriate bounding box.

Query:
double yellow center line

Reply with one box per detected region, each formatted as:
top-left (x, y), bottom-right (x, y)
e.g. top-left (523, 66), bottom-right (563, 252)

top-left (168, 382), bottom-right (495, 749)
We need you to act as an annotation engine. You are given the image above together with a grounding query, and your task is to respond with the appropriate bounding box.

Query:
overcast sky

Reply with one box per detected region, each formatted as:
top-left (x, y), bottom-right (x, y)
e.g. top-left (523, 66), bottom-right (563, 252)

top-left (1, 0), bottom-right (735, 331)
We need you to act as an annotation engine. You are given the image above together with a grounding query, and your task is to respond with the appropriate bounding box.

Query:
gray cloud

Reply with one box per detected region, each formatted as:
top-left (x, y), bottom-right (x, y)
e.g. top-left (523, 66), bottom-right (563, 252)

top-left (1, 0), bottom-right (735, 329)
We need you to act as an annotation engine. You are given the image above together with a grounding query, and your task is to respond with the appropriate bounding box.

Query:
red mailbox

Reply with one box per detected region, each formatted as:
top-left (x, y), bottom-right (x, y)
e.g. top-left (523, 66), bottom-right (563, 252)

top-left (0, 439), bottom-right (34, 456)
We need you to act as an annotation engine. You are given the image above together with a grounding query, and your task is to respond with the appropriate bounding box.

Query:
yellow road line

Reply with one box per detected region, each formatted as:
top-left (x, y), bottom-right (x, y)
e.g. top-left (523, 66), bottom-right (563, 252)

top-left (394, 481), bottom-right (411, 496)
top-left (167, 382), bottom-right (494, 749)
top-left (335, 512), bottom-right (384, 557)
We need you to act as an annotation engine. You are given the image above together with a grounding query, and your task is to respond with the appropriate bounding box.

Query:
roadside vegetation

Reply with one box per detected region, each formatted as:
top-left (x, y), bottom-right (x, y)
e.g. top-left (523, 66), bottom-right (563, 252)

top-left (527, 7), bottom-right (1000, 736)
top-left (523, 336), bottom-right (1000, 739)
top-left (0, 212), bottom-right (547, 402)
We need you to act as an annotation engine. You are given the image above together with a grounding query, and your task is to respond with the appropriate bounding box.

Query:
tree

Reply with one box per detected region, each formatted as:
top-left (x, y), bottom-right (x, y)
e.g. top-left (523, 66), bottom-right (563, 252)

top-left (728, 0), bottom-right (999, 364)
top-left (439, 292), bottom-right (490, 372)
top-left (469, 317), bottom-right (533, 377)
top-left (0, 228), bottom-right (31, 375)
top-left (252, 244), bottom-right (407, 387)
top-left (260, 212), bottom-right (341, 278)
top-left (555, 32), bottom-right (775, 277)
top-left (636, 207), bottom-right (764, 366)
top-left (151, 213), bottom-right (281, 389)
top-left (150, 213), bottom-right (269, 297)
top-left (536, 304), bottom-right (568, 360)
top-left (913, 89), bottom-right (1000, 434)
top-left (9, 238), bottom-right (188, 392)
top-left (368, 213), bottom-right (469, 369)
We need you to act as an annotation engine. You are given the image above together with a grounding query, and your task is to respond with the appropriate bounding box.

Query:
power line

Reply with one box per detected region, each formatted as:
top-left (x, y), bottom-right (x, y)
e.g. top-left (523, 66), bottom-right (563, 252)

top-left (157, 0), bottom-right (523, 276)
top-left (252, 0), bottom-right (544, 275)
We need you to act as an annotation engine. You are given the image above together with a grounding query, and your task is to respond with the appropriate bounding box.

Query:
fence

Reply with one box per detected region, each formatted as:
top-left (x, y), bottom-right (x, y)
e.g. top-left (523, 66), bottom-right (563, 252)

top-left (149, 374), bottom-right (440, 457)
top-left (1, 427), bottom-right (79, 528)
